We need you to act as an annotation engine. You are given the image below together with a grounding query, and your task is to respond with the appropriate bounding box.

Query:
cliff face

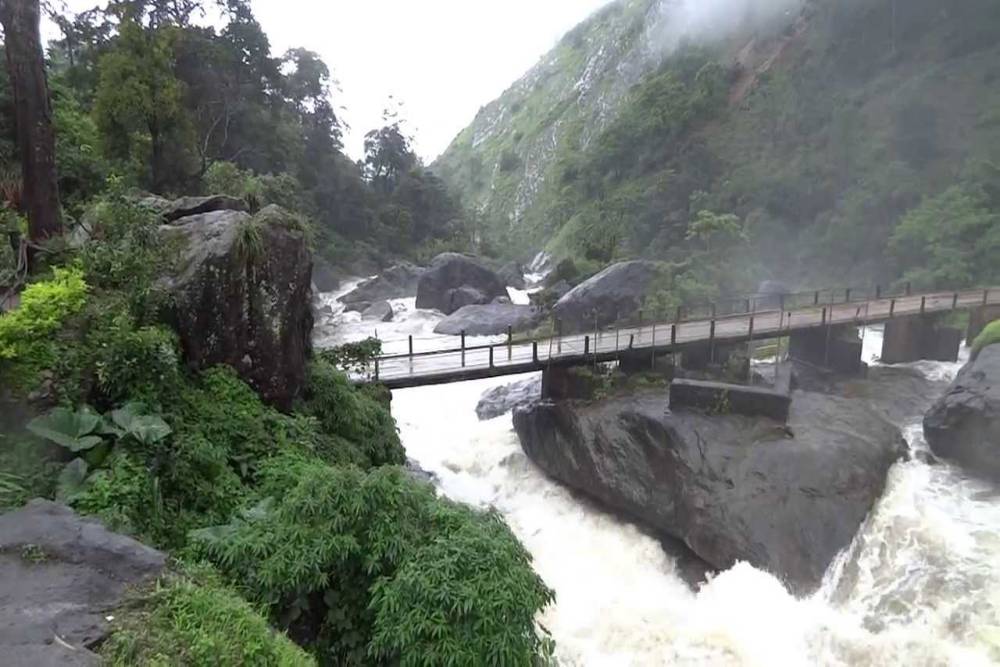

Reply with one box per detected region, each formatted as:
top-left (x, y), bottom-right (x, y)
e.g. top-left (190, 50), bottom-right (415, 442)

top-left (436, 0), bottom-right (1000, 286)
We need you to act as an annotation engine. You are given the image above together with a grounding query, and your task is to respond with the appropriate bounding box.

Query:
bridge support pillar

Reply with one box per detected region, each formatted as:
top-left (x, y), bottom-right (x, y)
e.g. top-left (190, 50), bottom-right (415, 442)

top-left (789, 325), bottom-right (864, 375)
top-left (967, 304), bottom-right (1000, 343)
top-left (541, 366), bottom-right (601, 401)
top-left (881, 315), bottom-right (961, 364)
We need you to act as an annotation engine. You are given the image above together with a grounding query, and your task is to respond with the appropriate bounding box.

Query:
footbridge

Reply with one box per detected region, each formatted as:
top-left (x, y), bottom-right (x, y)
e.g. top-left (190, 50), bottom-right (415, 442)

top-left (364, 286), bottom-right (1000, 390)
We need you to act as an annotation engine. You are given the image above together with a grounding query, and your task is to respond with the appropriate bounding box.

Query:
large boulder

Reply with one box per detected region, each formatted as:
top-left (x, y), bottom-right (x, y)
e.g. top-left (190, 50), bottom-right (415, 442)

top-left (159, 204), bottom-right (312, 410)
top-left (312, 256), bottom-right (341, 293)
top-left (340, 262), bottom-right (425, 307)
top-left (415, 253), bottom-right (507, 315)
top-left (923, 344), bottom-right (1000, 480)
top-left (434, 303), bottom-right (543, 336)
top-left (142, 193), bottom-right (247, 222)
top-left (0, 500), bottom-right (166, 666)
top-left (513, 390), bottom-right (906, 593)
top-left (552, 260), bottom-right (662, 334)
top-left (476, 376), bottom-right (542, 421)
top-left (362, 300), bottom-right (394, 322)
top-left (497, 261), bottom-right (526, 290)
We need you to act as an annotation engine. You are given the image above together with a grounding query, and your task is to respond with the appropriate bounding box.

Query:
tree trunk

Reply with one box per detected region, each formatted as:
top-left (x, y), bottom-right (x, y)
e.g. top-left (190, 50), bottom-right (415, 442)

top-left (0, 0), bottom-right (62, 248)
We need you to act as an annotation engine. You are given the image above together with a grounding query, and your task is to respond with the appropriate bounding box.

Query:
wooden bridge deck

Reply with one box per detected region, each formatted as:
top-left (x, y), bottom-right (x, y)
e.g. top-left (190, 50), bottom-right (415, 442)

top-left (368, 287), bottom-right (999, 390)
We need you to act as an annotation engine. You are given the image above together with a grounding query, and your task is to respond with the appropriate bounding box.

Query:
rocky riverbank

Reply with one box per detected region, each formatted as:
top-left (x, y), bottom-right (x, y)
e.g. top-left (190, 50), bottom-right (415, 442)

top-left (513, 386), bottom-right (906, 593)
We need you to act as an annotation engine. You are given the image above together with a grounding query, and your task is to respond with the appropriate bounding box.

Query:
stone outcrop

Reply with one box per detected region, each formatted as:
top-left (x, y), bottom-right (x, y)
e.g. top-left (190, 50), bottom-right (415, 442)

top-left (513, 390), bottom-right (906, 593)
top-left (339, 262), bottom-right (425, 308)
top-left (497, 261), bottom-right (526, 290)
top-left (158, 204), bottom-right (312, 410)
top-left (362, 300), bottom-right (394, 322)
top-left (415, 253), bottom-right (507, 315)
top-left (476, 376), bottom-right (542, 420)
top-left (434, 303), bottom-right (543, 336)
top-left (552, 260), bottom-right (662, 334)
top-left (0, 500), bottom-right (166, 666)
top-left (142, 193), bottom-right (247, 222)
top-left (312, 257), bottom-right (341, 292)
top-left (924, 344), bottom-right (1000, 480)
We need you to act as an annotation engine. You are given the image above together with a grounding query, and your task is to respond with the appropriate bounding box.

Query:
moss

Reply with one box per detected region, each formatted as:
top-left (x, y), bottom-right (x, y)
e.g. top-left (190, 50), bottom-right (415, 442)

top-left (101, 565), bottom-right (315, 666)
top-left (972, 319), bottom-right (1000, 357)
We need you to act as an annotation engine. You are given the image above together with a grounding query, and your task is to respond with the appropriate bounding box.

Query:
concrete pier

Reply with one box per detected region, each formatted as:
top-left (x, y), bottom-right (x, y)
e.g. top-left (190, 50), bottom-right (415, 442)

top-left (881, 315), bottom-right (961, 364)
top-left (788, 325), bottom-right (864, 374)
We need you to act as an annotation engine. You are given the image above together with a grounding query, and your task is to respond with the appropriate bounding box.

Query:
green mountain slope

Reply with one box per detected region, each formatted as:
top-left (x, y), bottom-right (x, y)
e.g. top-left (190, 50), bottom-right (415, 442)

top-left (436, 0), bottom-right (1000, 296)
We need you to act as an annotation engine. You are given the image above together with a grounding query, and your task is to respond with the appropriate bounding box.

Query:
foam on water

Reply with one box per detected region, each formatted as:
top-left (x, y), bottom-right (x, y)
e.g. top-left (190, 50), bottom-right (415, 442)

top-left (316, 294), bottom-right (1000, 665)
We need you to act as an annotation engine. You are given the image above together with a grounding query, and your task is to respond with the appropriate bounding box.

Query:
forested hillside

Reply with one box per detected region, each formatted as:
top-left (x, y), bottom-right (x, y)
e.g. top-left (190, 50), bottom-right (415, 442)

top-left (0, 0), bottom-right (469, 276)
top-left (436, 0), bottom-right (1000, 300)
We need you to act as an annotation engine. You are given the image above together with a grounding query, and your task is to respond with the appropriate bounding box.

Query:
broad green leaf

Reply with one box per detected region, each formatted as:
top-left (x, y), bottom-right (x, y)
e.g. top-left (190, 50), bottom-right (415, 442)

top-left (27, 407), bottom-right (104, 451)
top-left (110, 403), bottom-right (172, 445)
top-left (55, 459), bottom-right (88, 502)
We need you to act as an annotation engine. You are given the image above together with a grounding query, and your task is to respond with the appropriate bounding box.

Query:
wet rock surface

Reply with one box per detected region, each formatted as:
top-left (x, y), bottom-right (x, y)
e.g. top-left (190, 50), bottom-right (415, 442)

top-left (362, 300), bottom-right (394, 322)
top-left (513, 390), bottom-right (906, 593)
top-left (142, 193), bottom-right (247, 222)
top-left (924, 344), bottom-right (1000, 481)
top-left (497, 261), bottom-right (526, 290)
top-left (0, 501), bottom-right (166, 666)
top-left (476, 376), bottom-right (543, 420)
top-left (158, 204), bottom-right (312, 410)
top-left (415, 253), bottom-right (507, 315)
top-left (434, 303), bottom-right (544, 336)
top-left (553, 260), bottom-right (661, 334)
top-left (339, 262), bottom-right (425, 306)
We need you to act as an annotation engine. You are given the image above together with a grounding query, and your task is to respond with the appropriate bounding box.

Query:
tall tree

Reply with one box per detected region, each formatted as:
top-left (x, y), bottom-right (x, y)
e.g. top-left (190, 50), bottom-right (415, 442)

top-left (0, 0), bottom-right (62, 248)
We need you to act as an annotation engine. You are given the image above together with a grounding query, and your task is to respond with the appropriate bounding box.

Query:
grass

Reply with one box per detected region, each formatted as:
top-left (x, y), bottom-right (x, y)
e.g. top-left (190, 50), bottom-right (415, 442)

top-left (101, 565), bottom-right (315, 667)
top-left (972, 319), bottom-right (1000, 358)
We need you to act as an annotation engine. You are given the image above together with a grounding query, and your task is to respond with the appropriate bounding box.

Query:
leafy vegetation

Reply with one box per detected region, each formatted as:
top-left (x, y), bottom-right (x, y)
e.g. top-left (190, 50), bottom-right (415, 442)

top-left (972, 320), bottom-right (1000, 358)
top-left (101, 565), bottom-right (315, 666)
top-left (28, 0), bottom-right (475, 268)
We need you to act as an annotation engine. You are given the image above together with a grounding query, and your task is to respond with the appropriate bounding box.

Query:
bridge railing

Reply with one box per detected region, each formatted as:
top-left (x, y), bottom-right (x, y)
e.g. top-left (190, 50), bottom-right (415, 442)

top-left (362, 283), bottom-right (998, 383)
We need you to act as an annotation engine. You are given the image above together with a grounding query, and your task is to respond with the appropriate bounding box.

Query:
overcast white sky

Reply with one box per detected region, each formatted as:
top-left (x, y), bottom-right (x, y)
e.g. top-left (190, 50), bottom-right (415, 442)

top-left (50, 0), bottom-right (612, 162)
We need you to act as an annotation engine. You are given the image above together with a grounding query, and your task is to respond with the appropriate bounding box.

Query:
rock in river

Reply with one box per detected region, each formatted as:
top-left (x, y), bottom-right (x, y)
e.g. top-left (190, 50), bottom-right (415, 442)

top-left (513, 390), bottom-right (906, 593)
top-left (924, 343), bottom-right (1000, 481)
top-left (158, 204), bottom-right (312, 410)
top-left (434, 303), bottom-right (544, 336)
top-left (340, 262), bottom-right (425, 307)
top-left (415, 253), bottom-right (507, 315)
top-left (0, 500), bottom-right (166, 666)
top-left (476, 376), bottom-right (542, 421)
top-left (362, 300), bottom-right (394, 322)
top-left (553, 260), bottom-right (662, 334)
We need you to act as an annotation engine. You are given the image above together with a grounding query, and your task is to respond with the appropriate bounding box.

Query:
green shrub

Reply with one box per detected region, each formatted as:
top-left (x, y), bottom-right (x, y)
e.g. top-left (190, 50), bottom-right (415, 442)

top-left (301, 361), bottom-right (404, 468)
top-left (0, 434), bottom-right (62, 511)
top-left (192, 457), bottom-right (554, 665)
top-left (0, 266), bottom-right (88, 390)
top-left (972, 319), bottom-right (1000, 358)
top-left (101, 565), bottom-right (315, 666)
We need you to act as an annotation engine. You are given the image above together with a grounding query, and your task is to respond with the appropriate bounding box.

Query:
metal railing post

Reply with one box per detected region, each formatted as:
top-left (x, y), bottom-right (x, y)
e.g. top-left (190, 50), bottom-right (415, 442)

top-left (876, 285), bottom-right (882, 299)
top-left (890, 299), bottom-right (896, 318)
top-left (952, 293), bottom-right (959, 309)
top-left (821, 307), bottom-right (827, 326)
top-left (985, 289), bottom-right (990, 305)
top-left (374, 358), bottom-right (380, 381)
top-left (489, 346), bottom-right (494, 368)
top-left (671, 324), bottom-right (677, 345)
top-left (461, 330), bottom-right (466, 367)
top-left (532, 341), bottom-right (538, 364)
top-left (408, 335), bottom-right (413, 358)
top-left (813, 290), bottom-right (819, 305)
top-left (905, 282), bottom-right (912, 296)
top-left (507, 326), bottom-right (513, 361)
top-left (845, 287), bottom-right (851, 303)
top-left (556, 318), bottom-right (563, 354)
top-left (920, 296), bottom-right (926, 315)
top-left (584, 335), bottom-right (590, 356)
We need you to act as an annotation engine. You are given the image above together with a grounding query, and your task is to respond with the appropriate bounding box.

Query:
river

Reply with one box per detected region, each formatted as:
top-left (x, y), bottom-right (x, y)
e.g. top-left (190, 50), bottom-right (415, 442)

top-left (314, 281), bottom-right (1000, 666)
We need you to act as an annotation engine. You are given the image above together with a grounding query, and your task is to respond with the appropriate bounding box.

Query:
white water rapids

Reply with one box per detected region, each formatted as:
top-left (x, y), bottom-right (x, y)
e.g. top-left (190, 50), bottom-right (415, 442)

top-left (314, 280), bottom-right (1000, 666)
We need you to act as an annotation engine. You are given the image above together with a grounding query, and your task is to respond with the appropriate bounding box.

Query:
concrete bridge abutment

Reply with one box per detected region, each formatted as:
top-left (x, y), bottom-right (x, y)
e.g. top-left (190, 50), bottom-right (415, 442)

top-left (967, 304), bottom-right (1000, 343)
top-left (881, 314), bottom-right (962, 364)
top-left (788, 325), bottom-right (864, 375)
